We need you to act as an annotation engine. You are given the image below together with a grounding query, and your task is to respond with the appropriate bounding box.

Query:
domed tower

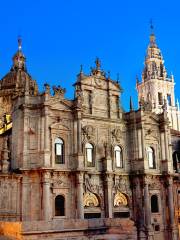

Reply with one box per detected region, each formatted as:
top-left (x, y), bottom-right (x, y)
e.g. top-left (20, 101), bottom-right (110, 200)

top-left (136, 25), bottom-right (180, 131)
top-left (0, 37), bottom-right (38, 115)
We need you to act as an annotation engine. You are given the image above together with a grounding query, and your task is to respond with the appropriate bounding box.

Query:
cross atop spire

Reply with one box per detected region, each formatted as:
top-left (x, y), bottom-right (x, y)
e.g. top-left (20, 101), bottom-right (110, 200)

top-left (18, 35), bottom-right (22, 51)
top-left (150, 19), bottom-right (154, 34)
top-left (95, 57), bottom-right (101, 70)
top-left (149, 19), bottom-right (156, 46)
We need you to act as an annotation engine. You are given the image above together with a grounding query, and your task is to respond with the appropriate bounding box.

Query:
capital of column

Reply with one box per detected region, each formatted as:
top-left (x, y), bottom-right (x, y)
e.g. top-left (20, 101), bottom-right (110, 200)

top-left (42, 171), bottom-right (51, 183)
top-left (166, 176), bottom-right (173, 186)
top-left (76, 172), bottom-right (84, 184)
top-left (22, 171), bottom-right (29, 184)
top-left (104, 173), bottom-right (113, 186)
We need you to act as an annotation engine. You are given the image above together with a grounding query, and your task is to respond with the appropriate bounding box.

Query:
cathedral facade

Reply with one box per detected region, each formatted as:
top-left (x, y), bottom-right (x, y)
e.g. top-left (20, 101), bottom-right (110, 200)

top-left (0, 32), bottom-right (179, 240)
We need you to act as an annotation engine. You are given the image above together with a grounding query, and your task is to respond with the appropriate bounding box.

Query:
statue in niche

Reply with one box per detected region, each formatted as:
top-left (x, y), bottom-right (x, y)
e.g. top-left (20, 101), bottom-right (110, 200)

top-left (53, 85), bottom-right (66, 97)
top-left (112, 128), bottom-right (122, 142)
top-left (84, 175), bottom-right (99, 194)
top-left (82, 125), bottom-right (95, 141)
top-left (115, 176), bottom-right (128, 194)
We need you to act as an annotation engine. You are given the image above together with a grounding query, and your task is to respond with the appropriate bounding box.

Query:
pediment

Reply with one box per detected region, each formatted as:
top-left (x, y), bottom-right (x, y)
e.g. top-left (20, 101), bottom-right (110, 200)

top-left (50, 122), bottom-right (69, 131)
top-left (47, 98), bottom-right (72, 111)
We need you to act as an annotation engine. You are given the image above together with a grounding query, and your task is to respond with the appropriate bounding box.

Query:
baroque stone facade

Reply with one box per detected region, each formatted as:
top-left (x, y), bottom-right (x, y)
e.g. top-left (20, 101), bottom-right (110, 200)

top-left (0, 33), bottom-right (179, 240)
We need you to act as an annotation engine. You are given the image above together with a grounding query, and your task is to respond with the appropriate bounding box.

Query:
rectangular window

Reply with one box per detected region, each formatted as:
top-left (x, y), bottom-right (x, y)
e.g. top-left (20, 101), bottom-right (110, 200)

top-left (167, 94), bottom-right (172, 106)
top-left (158, 92), bottom-right (163, 105)
top-left (114, 212), bottom-right (130, 218)
top-left (84, 213), bottom-right (101, 219)
top-left (55, 143), bottom-right (63, 164)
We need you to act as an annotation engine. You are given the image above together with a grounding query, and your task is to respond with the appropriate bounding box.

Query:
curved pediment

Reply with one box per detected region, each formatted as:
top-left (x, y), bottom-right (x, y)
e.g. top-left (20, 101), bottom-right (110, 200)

top-left (83, 192), bottom-right (99, 207)
top-left (114, 191), bottom-right (128, 207)
top-left (50, 122), bottom-right (69, 131)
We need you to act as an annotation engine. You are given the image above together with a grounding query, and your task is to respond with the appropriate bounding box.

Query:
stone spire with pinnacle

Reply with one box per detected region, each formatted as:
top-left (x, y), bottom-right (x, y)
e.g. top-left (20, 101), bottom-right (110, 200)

top-left (142, 22), bottom-right (171, 83)
top-left (136, 23), bottom-right (180, 131)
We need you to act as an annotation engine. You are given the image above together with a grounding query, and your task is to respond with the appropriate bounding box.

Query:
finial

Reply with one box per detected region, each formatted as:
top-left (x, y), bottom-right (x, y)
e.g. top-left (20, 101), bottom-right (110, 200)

top-left (130, 96), bottom-right (134, 111)
top-left (95, 57), bottom-right (101, 70)
top-left (80, 64), bottom-right (83, 73)
top-left (107, 71), bottom-right (110, 79)
top-left (177, 99), bottom-right (180, 111)
top-left (149, 19), bottom-right (156, 45)
top-left (117, 73), bottom-right (119, 83)
top-left (150, 19), bottom-right (154, 34)
top-left (18, 35), bottom-right (22, 51)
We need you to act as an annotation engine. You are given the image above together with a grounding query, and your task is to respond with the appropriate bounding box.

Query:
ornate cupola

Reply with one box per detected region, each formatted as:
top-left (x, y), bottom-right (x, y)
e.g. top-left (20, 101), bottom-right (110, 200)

top-left (0, 38), bottom-right (38, 128)
top-left (0, 37), bottom-right (38, 99)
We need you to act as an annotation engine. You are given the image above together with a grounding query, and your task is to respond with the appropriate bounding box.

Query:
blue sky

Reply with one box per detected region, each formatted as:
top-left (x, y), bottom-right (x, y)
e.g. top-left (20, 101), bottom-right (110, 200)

top-left (0, 0), bottom-right (180, 110)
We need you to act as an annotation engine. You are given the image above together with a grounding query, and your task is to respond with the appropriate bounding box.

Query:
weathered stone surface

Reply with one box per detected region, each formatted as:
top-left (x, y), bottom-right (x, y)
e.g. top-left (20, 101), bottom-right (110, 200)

top-left (0, 36), bottom-right (179, 240)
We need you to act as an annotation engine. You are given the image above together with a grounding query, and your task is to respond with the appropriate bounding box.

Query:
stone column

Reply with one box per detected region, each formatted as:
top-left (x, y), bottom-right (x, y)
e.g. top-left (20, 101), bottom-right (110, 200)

top-left (23, 109), bottom-right (29, 168)
top-left (76, 112), bottom-right (84, 169)
top-left (76, 172), bottom-right (84, 219)
top-left (144, 178), bottom-right (151, 230)
top-left (77, 114), bottom-right (82, 155)
top-left (42, 171), bottom-right (51, 220)
top-left (167, 178), bottom-right (175, 226)
top-left (44, 107), bottom-right (50, 167)
top-left (22, 172), bottom-right (30, 221)
top-left (104, 174), bottom-right (113, 218)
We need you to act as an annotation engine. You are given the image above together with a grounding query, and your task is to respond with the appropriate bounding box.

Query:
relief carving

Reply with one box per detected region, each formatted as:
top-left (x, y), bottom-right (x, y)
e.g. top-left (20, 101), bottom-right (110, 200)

top-left (83, 192), bottom-right (99, 207)
top-left (114, 176), bottom-right (132, 198)
top-left (52, 173), bottom-right (69, 188)
top-left (114, 191), bottom-right (128, 207)
top-left (112, 127), bottom-right (125, 143)
top-left (82, 125), bottom-right (95, 141)
top-left (145, 128), bottom-right (159, 142)
top-left (84, 174), bottom-right (99, 193)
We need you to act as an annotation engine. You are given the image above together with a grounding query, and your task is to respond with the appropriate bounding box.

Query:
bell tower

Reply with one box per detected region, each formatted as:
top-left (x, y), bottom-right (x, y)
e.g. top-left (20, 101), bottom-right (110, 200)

top-left (136, 24), bottom-right (180, 131)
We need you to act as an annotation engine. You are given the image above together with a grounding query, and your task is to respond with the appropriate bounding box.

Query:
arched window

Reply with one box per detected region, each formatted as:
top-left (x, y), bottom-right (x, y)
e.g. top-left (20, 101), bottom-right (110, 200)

top-left (85, 143), bottom-right (94, 167)
top-left (55, 138), bottom-right (64, 164)
top-left (147, 147), bottom-right (156, 169)
top-left (151, 195), bottom-right (159, 213)
top-left (172, 151), bottom-right (180, 172)
top-left (114, 146), bottom-right (123, 168)
top-left (55, 195), bottom-right (65, 216)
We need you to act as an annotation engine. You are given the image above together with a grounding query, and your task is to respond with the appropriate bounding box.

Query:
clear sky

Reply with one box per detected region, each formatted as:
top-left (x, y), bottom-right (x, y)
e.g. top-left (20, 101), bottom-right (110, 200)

top-left (0, 0), bottom-right (180, 110)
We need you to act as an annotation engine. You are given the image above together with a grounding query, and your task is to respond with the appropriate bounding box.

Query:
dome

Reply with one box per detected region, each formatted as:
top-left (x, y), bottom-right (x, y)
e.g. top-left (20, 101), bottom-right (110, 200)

top-left (0, 38), bottom-right (38, 96)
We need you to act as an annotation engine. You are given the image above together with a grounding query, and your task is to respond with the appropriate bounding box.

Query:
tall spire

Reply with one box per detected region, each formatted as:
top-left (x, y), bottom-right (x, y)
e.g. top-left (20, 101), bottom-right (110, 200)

top-left (149, 19), bottom-right (156, 46)
top-left (141, 22), bottom-right (169, 82)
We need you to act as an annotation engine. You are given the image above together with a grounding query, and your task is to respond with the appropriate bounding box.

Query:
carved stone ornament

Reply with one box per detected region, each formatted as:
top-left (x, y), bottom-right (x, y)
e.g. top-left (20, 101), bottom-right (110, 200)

top-left (83, 192), bottom-right (99, 207)
top-left (112, 128), bottom-right (122, 142)
top-left (114, 191), bottom-right (128, 207)
top-left (94, 77), bottom-right (103, 87)
top-left (82, 125), bottom-right (95, 141)
top-left (52, 175), bottom-right (69, 188)
top-left (84, 175), bottom-right (99, 193)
